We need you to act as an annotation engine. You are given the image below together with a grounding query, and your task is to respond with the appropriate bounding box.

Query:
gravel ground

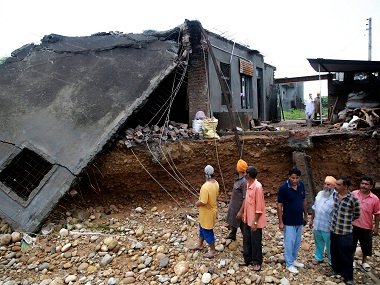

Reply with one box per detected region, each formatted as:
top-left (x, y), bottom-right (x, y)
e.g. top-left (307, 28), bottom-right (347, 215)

top-left (1, 197), bottom-right (379, 285)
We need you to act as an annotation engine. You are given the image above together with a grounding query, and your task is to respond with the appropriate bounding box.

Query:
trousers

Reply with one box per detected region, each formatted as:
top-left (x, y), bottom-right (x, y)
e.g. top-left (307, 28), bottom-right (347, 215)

top-left (284, 225), bottom-right (302, 267)
top-left (330, 232), bottom-right (354, 282)
top-left (313, 229), bottom-right (331, 264)
top-left (242, 222), bottom-right (263, 265)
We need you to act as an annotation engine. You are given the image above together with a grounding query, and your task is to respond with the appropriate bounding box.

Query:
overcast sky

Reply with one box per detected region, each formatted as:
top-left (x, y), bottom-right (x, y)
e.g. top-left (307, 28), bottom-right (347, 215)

top-left (1, 0), bottom-right (379, 81)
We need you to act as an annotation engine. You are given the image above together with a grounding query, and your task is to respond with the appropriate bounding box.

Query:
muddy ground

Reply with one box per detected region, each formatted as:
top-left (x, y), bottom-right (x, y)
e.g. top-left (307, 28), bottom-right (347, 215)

top-left (56, 120), bottom-right (380, 214)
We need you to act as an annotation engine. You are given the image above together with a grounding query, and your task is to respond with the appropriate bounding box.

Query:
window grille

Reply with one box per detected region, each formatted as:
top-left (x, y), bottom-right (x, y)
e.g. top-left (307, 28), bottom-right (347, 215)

top-left (0, 149), bottom-right (52, 201)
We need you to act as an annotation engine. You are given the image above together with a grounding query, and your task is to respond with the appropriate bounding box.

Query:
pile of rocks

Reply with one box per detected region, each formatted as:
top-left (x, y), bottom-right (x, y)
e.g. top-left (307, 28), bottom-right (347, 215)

top-left (123, 122), bottom-right (200, 148)
top-left (0, 201), bottom-right (379, 285)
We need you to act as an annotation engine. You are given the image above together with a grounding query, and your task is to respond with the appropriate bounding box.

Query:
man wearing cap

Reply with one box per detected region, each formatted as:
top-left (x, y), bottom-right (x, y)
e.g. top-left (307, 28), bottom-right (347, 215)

top-left (195, 164), bottom-right (220, 258)
top-left (226, 159), bottom-right (248, 240)
top-left (309, 176), bottom-right (336, 265)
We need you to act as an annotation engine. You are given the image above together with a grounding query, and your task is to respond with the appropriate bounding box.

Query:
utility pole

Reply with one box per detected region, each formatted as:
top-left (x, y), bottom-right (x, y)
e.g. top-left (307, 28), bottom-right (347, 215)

top-left (366, 17), bottom-right (372, 61)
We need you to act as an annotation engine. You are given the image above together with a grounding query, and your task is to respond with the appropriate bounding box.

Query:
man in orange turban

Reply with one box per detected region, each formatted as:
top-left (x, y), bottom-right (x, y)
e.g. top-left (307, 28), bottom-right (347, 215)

top-left (237, 159), bottom-right (248, 173)
top-left (226, 159), bottom-right (248, 240)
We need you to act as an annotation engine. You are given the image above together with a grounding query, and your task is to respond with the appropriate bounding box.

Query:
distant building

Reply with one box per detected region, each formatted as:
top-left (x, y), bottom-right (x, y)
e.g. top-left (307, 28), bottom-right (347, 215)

top-left (307, 58), bottom-right (380, 120)
top-left (277, 82), bottom-right (304, 111)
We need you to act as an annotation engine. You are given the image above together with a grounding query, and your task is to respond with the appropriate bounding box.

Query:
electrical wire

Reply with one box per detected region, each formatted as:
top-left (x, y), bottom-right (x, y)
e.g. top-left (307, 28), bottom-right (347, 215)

top-left (126, 41), bottom-right (200, 200)
top-left (158, 49), bottom-right (199, 195)
top-left (200, 38), bottom-right (226, 194)
top-left (129, 148), bottom-right (183, 208)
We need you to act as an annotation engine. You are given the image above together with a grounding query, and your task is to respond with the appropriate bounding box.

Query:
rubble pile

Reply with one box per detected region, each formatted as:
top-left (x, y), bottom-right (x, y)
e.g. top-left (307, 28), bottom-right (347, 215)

top-left (120, 120), bottom-right (288, 149)
top-left (122, 122), bottom-right (199, 148)
top-left (0, 201), bottom-right (379, 284)
top-left (336, 108), bottom-right (380, 132)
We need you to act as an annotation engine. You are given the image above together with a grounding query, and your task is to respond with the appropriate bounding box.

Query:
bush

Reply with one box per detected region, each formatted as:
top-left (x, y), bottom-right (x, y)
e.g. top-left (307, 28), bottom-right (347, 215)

top-left (283, 109), bottom-right (305, 119)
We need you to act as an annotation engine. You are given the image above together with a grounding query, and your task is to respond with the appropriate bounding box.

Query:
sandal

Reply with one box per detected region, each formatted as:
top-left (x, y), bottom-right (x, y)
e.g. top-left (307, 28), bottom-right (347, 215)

top-left (312, 259), bottom-right (323, 265)
top-left (252, 264), bottom-right (261, 271)
top-left (239, 262), bottom-right (251, 266)
top-left (190, 246), bottom-right (203, 251)
top-left (205, 251), bottom-right (217, 258)
top-left (361, 262), bottom-right (371, 271)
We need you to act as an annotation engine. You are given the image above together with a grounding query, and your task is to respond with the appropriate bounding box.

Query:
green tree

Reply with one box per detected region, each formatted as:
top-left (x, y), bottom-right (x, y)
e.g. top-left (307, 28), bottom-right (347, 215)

top-left (321, 96), bottom-right (328, 109)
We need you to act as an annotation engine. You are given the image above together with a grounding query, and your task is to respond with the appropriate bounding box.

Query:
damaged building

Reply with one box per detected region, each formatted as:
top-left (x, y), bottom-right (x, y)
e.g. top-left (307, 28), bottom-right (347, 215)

top-left (275, 58), bottom-right (380, 129)
top-left (0, 20), bottom-right (276, 232)
top-left (307, 58), bottom-right (380, 125)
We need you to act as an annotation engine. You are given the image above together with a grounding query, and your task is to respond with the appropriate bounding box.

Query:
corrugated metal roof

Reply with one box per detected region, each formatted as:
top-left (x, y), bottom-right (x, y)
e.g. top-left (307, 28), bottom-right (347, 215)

top-left (307, 58), bottom-right (380, 73)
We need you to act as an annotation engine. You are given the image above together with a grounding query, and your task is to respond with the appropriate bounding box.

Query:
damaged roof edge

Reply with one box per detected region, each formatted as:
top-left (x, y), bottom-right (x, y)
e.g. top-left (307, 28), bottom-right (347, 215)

top-left (6, 25), bottom-right (183, 63)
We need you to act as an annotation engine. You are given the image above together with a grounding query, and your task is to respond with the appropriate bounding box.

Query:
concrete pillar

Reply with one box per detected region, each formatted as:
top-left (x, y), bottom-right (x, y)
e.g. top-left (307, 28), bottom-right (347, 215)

top-left (292, 151), bottom-right (316, 213)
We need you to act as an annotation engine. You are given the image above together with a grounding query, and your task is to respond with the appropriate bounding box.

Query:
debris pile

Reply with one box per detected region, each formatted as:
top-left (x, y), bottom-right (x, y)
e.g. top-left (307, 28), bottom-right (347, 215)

top-left (335, 90), bottom-right (380, 130)
top-left (120, 119), bottom-right (287, 149)
top-left (122, 122), bottom-right (199, 148)
top-left (338, 108), bottom-right (380, 131)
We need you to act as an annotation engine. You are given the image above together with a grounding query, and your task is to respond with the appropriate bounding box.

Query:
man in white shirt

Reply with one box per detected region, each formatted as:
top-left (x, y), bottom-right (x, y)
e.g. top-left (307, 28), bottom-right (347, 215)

top-left (305, 93), bottom-right (314, 120)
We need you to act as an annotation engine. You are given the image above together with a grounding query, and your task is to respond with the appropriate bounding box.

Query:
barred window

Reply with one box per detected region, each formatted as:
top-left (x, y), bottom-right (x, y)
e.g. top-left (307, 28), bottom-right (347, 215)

top-left (0, 149), bottom-right (52, 201)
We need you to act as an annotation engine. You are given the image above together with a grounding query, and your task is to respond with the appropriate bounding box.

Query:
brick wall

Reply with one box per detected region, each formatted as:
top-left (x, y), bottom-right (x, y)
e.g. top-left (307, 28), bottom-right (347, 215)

top-left (187, 47), bottom-right (210, 123)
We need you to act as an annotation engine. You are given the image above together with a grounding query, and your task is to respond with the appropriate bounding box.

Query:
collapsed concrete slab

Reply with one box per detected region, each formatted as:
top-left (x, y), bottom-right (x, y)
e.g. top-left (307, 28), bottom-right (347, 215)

top-left (0, 27), bottom-right (183, 232)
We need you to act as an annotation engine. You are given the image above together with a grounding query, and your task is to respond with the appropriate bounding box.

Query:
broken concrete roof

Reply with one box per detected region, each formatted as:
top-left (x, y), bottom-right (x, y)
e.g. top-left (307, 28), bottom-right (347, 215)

top-left (0, 24), bottom-right (185, 231)
top-left (1, 29), bottom-right (181, 174)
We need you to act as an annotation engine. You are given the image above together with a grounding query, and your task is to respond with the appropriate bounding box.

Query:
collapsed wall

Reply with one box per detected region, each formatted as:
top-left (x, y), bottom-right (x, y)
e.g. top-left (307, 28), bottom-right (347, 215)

top-left (59, 131), bottom-right (380, 213)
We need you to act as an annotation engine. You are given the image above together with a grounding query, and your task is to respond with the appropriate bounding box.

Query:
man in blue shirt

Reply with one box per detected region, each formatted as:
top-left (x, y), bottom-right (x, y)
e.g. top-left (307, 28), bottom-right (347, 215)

top-left (277, 167), bottom-right (308, 274)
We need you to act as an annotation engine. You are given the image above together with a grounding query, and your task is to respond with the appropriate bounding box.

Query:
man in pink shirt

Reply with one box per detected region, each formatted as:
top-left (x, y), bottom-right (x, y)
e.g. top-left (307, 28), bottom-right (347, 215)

top-left (237, 166), bottom-right (266, 271)
top-left (352, 175), bottom-right (380, 271)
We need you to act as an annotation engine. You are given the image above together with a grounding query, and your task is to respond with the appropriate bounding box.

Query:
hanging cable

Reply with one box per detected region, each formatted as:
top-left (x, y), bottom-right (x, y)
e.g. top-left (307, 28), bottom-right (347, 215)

top-left (157, 56), bottom-right (199, 194)
top-left (129, 149), bottom-right (183, 208)
top-left (128, 39), bottom-right (200, 198)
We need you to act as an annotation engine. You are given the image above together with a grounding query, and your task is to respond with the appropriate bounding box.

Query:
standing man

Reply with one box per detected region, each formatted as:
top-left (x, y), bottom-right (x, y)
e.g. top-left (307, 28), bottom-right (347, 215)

top-left (195, 164), bottom-right (219, 258)
top-left (309, 176), bottom-right (336, 265)
top-left (314, 92), bottom-right (321, 120)
top-left (330, 176), bottom-right (360, 285)
top-left (352, 175), bottom-right (380, 271)
top-left (238, 166), bottom-right (266, 271)
top-left (226, 159), bottom-right (248, 240)
top-left (277, 167), bottom-right (308, 274)
top-left (305, 93), bottom-right (315, 121)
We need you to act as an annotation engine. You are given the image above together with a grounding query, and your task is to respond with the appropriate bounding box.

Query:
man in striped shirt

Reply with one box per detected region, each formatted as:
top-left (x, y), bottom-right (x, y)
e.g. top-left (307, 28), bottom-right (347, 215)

top-left (330, 176), bottom-right (360, 285)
